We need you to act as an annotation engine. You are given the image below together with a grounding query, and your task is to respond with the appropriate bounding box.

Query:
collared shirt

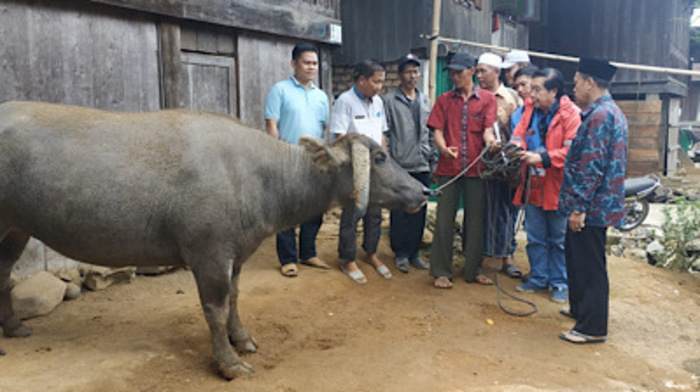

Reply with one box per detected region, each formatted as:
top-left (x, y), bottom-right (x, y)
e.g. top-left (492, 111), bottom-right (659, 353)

top-left (383, 87), bottom-right (433, 173)
top-left (264, 76), bottom-right (329, 144)
top-left (559, 95), bottom-right (628, 227)
top-left (427, 88), bottom-right (497, 177)
top-left (331, 86), bottom-right (388, 144)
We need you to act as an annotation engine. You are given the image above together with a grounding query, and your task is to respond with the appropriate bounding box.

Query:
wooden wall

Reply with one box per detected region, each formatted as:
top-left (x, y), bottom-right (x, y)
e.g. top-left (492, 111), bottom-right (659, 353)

top-left (618, 100), bottom-right (664, 175)
top-left (237, 33), bottom-right (303, 128)
top-left (530, 0), bottom-right (690, 96)
top-left (334, 0), bottom-right (507, 65)
top-left (88, 0), bottom-right (341, 44)
top-left (0, 0), bottom-right (160, 111)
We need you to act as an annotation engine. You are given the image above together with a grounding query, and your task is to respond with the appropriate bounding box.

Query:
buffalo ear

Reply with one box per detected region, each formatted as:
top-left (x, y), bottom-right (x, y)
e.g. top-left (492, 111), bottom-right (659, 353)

top-left (300, 137), bottom-right (341, 172)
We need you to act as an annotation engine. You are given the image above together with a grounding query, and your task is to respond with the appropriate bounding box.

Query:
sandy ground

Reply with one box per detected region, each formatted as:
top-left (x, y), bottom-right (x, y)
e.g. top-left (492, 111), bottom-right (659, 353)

top-left (1, 225), bottom-right (699, 392)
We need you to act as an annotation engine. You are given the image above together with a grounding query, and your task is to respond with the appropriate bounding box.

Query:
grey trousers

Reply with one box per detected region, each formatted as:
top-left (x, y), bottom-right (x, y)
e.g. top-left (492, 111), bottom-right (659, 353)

top-left (338, 206), bottom-right (382, 264)
top-left (429, 176), bottom-right (485, 282)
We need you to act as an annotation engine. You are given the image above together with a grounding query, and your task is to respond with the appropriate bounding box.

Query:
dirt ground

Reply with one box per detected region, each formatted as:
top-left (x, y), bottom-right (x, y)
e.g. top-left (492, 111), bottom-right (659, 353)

top-left (1, 224), bottom-right (699, 392)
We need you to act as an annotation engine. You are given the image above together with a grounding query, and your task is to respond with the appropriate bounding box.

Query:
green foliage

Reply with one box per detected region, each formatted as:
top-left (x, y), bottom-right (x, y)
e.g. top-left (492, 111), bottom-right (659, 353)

top-left (658, 200), bottom-right (700, 271)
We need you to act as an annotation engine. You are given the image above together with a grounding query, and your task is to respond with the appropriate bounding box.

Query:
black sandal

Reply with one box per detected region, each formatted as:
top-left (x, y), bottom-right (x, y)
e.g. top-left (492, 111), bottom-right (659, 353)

top-left (501, 263), bottom-right (523, 279)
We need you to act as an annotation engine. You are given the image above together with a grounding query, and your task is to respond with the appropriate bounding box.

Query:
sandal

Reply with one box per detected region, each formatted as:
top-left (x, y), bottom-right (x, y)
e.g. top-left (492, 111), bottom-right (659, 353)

top-left (280, 263), bottom-right (298, 277)
top-left (433, 276), bottom-right (453, 289)
top-left (474, 274), bottom-right (494, 285)
top-left (375, 264), bottom-right (393, 279)
top-left (559, 329), bottom-right (606, 344)
top-left (300, 257), bottom-right (331, 269)
top-left (501, 263), bottom-right (523, 279)
top-left (340, 263), bottom-right (367, 284)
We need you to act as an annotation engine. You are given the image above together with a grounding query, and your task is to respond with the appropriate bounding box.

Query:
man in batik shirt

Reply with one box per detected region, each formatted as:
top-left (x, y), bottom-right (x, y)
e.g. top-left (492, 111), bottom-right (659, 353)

top-left (558, 57), bottom-right (628, 344)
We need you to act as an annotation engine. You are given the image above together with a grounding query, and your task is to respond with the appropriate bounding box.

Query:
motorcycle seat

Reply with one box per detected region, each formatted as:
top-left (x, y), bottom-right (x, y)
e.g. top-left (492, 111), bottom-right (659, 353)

top-left (624, 176), bottom-right (657, 197)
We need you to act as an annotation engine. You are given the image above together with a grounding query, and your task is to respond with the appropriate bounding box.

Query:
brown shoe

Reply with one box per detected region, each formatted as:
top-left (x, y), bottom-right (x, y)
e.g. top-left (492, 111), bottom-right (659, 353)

top-left (280, 263), bottom-right (298, 277)
top-left (300, 257), bottom-right (331, 269)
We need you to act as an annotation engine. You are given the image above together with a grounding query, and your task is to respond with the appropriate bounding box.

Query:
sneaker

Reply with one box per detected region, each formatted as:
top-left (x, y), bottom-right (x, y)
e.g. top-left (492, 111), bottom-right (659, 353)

top-left (515, 281), bottom-right (545, 293)
top-left (409, 256), bottom-right (429, 270)
top-left (395, 257), bottom-right (410, 273)
top-left (550, 287), bottom-right (569, 304)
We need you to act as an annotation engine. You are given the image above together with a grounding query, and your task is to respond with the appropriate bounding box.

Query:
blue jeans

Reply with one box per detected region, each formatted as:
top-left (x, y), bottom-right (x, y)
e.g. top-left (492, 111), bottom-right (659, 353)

top-left (276, 215), bottom-right (322, 266)
top-left (524, 204), bottom-right (567, 290)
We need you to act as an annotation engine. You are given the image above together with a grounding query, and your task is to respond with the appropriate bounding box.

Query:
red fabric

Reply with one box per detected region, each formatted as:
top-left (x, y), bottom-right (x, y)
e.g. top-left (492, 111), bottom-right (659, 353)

top-left (427, 89), bottom-right (497, 177)
top-left (511, 95), bottom-right (581, 210)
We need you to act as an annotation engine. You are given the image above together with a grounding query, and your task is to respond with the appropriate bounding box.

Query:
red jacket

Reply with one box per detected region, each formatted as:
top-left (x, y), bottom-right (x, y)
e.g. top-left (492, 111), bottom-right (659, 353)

top-left (511, 96), bottom-right (580, 211)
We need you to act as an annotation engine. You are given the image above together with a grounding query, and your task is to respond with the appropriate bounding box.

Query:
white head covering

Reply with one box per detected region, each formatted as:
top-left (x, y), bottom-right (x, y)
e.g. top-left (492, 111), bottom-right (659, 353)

top-left (502, 50), bottom-right (531, 69)
top-left (478, 53), bottom-right (504, 69)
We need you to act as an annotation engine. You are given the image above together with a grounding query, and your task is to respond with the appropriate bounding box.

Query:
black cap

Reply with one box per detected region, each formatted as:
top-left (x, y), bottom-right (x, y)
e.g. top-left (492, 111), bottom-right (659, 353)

top-left (578, 57), bottom-right (617, 82)
top-left (398, 53), bottom-right (421, 72)
top-left (444, 52), bottom-right (476, 71)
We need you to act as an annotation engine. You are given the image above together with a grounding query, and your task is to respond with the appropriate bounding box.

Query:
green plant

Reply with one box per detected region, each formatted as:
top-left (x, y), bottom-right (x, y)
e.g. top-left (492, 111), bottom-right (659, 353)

top-left (658, 199), bottom-right (700, 270)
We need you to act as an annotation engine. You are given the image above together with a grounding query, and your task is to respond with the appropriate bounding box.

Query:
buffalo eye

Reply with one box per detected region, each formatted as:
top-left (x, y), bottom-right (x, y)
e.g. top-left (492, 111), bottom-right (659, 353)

top-left (373, 152), bottom-right (387, 165)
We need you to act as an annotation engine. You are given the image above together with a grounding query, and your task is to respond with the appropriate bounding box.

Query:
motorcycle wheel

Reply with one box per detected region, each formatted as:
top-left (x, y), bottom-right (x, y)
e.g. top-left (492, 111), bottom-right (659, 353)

top-left (618, 199), bottom-right (649, 232)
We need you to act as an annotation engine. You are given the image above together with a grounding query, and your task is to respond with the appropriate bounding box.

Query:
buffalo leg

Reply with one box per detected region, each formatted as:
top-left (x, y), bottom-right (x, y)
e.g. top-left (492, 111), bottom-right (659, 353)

top-left (0, 230), bottom-right (31, 338)
top-left (189, 255), bottom-right (253, 380)
top-left (227, 270), bottom-right (257, 353)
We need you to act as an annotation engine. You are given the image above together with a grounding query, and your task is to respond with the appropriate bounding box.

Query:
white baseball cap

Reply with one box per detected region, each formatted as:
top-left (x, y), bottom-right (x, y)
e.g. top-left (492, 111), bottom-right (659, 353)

top-left (502, 50), bottom-right (531, 69)
top-left (477, 53), bottom-right (504, 69)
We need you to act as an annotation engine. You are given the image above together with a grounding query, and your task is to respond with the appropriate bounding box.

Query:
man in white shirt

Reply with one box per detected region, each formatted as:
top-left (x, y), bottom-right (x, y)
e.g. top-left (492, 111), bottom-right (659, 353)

top-left (331, 59), bottom-right (391, 284)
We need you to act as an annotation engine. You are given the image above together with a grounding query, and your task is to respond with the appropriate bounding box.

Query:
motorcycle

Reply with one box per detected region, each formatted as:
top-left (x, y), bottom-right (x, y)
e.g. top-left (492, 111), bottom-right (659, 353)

top-left (618, 175), bottom-right (661, 231)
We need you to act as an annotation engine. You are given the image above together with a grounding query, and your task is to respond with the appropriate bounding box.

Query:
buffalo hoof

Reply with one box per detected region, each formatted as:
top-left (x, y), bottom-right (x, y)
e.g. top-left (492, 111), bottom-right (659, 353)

top-left (3, 322), bottom-right (32, 338)
top-left (232, 336), bottom-right (258, 354)
top-left (219, 360), bottom-right (255, 380)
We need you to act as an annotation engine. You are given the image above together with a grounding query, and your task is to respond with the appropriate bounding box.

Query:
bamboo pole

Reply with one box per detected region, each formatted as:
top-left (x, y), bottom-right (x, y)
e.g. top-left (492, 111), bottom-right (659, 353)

top-left (433, 36), bottom-right (700, 78)
top-left (428, 0), bottom-right (442, 102)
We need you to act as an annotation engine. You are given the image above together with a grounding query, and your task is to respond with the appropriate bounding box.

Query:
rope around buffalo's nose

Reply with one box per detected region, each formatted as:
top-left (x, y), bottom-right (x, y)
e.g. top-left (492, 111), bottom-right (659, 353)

top-left (431, 146), bottom-right (491, 194)
top-left (431, 145), bottom-right (538, 317)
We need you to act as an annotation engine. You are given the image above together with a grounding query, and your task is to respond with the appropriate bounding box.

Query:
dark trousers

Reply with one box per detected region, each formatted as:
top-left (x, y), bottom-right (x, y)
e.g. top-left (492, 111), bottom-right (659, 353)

top-left (565, 225), bottom-right (609, 336)
top-left (390, 172), bottom-right (431, 260)
top-left (276, 215), bottom-right (323, 266)
top-left (338, 205), bottom-right (382, 264)
top-left (430, 176), bottom-right (485, 282)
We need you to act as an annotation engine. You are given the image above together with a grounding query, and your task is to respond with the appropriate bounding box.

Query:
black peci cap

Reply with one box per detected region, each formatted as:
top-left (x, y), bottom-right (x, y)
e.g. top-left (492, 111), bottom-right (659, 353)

top-left (578, 57), bottom-right (617, 82)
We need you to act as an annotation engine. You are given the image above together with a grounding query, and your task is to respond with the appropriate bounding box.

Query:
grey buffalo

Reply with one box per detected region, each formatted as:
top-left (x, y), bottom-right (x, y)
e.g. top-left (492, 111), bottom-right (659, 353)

top-left (0, 101), bottom-right (426, 379)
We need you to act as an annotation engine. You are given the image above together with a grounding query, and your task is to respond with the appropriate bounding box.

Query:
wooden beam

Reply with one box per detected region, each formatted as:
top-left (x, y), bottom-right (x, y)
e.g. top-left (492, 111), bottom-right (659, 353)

top-left (88, 0), bottom-right (341, 44)
top-left (428, 0), bottom-right (442, 102)
top-left (611, 80), bottom-right (688, 97)
top-left (159, 22), bottom-right (182, 109)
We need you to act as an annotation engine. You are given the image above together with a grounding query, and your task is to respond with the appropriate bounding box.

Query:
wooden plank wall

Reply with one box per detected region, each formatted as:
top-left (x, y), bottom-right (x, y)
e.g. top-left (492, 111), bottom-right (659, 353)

top-left (179, 53), bottom-right (237, 116)
top-left (237, 33), bottom-right (300, 129)
top-left (618, 100), bottom-right (664, 175)
top-left (89, 0), bottom-right (340, 44)
top-left (0, 1), bottom-right (160, 111)
top-left (529, 0), bottom-right (689, 95)
top-left (335, 0), bottom-right (498, 65)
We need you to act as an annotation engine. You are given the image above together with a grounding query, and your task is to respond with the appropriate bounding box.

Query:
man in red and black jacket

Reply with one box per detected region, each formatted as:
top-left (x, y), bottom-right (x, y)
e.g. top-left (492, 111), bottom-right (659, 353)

top-left (510, 67), bottom-right (581, 303)
top-left (427, 52), bottom-right (499, 289)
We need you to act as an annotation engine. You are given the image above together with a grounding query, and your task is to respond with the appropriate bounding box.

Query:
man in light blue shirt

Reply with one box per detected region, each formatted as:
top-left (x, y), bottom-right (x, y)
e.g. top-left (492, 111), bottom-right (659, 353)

top-left (264, 42), bottom-right (330, 277)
